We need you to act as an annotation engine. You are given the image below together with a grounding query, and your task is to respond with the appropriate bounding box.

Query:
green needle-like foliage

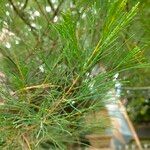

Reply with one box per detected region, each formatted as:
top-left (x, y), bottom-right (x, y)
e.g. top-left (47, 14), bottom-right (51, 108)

top-left (0, 0), bottom-right (146, 149)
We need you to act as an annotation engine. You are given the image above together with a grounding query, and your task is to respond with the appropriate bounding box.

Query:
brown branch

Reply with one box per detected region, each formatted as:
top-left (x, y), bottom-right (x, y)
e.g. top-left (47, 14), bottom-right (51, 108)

top-left (39, 0), bottom-right (64, 42)
top-left (47, 0), bottom-right (55, 12)
top-left (52, 0), bottom-right (64, 19)
top-left (22, 0), bottom-right (29, 9)
top-left (34, 0), bottom-right (50, 23)
top-left (8, 0), bottom-right (37, 37)
top-left (12, 83), bottom-right (60, 95)
top-left (46, 75), bottom-right (80, 116)
top-left (25, 0), bottom-right (64, 60)
top-left (22, 134), bottom-right (32, 150)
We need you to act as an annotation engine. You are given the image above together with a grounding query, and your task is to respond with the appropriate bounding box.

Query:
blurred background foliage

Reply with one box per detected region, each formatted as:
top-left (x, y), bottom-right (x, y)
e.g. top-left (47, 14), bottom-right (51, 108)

top-left (121, 0), bottom-right (150, 124)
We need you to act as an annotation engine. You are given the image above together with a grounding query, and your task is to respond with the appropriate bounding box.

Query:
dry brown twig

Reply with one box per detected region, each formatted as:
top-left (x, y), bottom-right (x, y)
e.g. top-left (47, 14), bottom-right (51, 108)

top-left (22, 134), bottom-right (32, 150)
top-left (12, 83), bottom-right (60, 96)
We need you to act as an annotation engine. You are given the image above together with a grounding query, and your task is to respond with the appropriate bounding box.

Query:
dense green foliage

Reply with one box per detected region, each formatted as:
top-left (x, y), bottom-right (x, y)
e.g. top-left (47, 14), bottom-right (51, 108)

top-left (122, 0), bottom-right (150, 87)
top-left (0, 0), bottom-right (148, 149)
top-left (121, 0), bottom-right (150, 124)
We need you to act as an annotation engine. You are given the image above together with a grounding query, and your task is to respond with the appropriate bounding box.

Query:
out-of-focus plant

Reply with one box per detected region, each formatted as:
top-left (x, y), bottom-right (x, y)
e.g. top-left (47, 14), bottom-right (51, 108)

top-left (120, 0), bottom-right (150, 124)
top-left (126, 96), bottom-right (150, 123)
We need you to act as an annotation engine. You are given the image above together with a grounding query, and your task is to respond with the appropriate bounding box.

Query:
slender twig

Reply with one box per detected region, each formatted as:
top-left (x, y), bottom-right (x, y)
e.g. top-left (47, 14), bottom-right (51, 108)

top-left (52, 0), bottom-right (64, 19)
top-left (12, 83), bottom-right (60, 95)
top-left (8, 0), bottom-right (37, 37)
top-left (44, 0), bottom-right (64, 37)
top-left (33, 0), bottom-right (64, 42)
top-left (46, 75), bottom-right (80, 115)
top-left (34, 0), bottom-right (50, 23)
top-left (22, 0), bottom-right (29, 9)
top-left (24, 0), bottom-right (64, 61)
top-left (22, 134), bottom-right (32, 150)
top-left (47, 0), bottom-right (55, 12)
top-left (39, 0), bottom-right (64, 44)
top-left (24, 0), bottom-right (64, 60)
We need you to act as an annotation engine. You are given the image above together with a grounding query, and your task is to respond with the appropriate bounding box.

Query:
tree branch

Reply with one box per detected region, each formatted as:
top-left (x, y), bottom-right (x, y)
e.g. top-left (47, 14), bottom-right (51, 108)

top-left (47, 0), bottom-right (55, 12)
top-left (22, 0), bottom-right (29, 9)
top-left (8, 0), bottom-right (37, 37)
top-left (12, 83), bottom-right (60, 95)
top-left (52, 0), bottom-right (64, 19)
top-left (34, 0), bottom-right (50, 23)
